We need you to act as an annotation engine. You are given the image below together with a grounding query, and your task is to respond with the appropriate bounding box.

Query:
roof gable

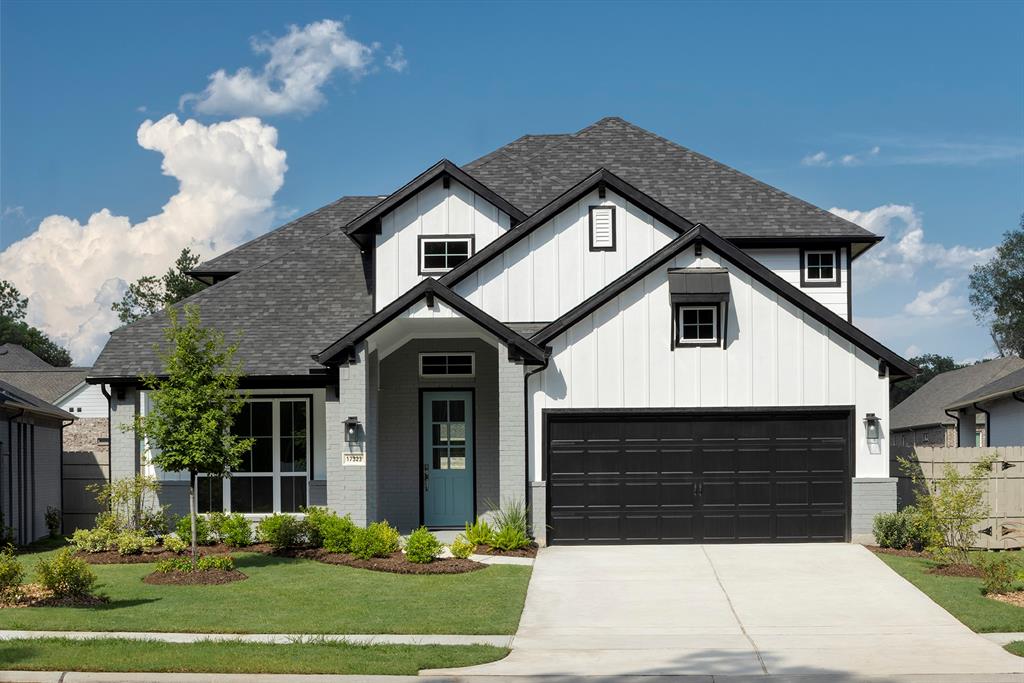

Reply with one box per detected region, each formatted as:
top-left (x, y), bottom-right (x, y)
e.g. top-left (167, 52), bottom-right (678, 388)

top-left (947, 365), bottom-right (1024, 409)
top-left (0, 344), bottom-right (54, 370)
top-left (0, 377), bottom-right (75, 421)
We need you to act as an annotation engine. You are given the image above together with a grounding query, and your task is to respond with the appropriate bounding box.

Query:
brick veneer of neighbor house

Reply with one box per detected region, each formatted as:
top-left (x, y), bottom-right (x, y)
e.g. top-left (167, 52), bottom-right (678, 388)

top-left (61, 417), bottom-right (110, 531)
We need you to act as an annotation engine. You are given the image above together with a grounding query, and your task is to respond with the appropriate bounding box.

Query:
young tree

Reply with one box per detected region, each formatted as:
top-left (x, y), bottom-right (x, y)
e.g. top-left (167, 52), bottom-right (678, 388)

top-left (970, 215), bottom-right (1024, 357)
top-left (132, 305), bottom-right (251, 565)
top-left (0, 279), bottom-right (72, 366)
top-left (112, 248), bottom-right (207, 324)
top-left (890, 354), bottom-right (966, 407)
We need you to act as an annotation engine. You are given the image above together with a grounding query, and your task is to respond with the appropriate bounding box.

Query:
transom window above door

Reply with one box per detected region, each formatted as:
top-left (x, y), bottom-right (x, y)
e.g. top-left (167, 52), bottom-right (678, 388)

top-left (419, 353), bottom-right (475, 378)
top-left (419, 236), bottom-right (474, 274)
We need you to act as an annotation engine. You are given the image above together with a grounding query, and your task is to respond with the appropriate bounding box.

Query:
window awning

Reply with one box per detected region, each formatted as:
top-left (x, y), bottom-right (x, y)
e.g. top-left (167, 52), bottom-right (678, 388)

top-left (668, 268), bottom-right (731, 303)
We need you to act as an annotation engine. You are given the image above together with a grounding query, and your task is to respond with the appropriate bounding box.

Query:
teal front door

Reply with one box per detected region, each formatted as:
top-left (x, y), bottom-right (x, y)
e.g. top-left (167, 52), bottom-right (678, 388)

top-left (422, 391), bottom-right (474, 527)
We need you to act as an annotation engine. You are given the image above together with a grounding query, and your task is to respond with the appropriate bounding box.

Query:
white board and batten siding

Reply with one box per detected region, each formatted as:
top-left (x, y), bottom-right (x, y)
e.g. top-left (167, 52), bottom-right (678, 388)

top-left (747, 248), bottom-right (850, 320)
top-left (374, 177), bottom-right (511, 310)
top-left (528, 243), bottom-right (889, 481)
top-left (455, 187), bottom-right (677, 323)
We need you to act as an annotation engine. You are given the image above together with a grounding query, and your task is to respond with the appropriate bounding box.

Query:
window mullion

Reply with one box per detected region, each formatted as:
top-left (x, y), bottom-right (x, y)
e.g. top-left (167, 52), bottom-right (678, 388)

top-left (272, 398), bottom-right (281, 513)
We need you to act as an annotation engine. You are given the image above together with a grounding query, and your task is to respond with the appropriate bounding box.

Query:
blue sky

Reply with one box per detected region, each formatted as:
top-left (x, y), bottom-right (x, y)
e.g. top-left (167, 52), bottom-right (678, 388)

top-left (1, 1), bottom-right (1021, 364)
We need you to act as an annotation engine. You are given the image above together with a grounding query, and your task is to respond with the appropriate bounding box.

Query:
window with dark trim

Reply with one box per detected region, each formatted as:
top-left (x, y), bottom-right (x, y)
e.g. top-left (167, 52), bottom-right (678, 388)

top-left (673, 304), bottom-right (723, 348)
top-left (419, 236), bottom-right (474, 274)
top-left (589, 206), bottom-right (616, 251)
top-left (800, 247), bottom-right (841, 287)
top-left (419, 352), bottom-right (475, 377)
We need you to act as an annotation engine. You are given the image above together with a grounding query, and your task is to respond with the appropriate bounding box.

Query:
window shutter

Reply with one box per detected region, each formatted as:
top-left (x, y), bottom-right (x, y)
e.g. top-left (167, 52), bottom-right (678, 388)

top-left (589, 206), bottom-right (616, 250)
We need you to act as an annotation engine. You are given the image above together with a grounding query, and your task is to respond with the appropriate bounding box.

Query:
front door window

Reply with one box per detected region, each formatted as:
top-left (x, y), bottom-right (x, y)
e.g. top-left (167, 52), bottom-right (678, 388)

top-left (422, 391), bottom-right (474, 527)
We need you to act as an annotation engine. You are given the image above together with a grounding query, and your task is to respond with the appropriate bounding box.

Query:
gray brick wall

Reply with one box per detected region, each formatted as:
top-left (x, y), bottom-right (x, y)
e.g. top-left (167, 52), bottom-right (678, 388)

top-left (109, 387), bottom-right (139, 481)
top-left (328, 348), bottom-right (371, 526)
top-left (529, 480), bottom-right (547, 546)
top-left (852, 477), bottom-right (897, 543)
top-left (498, 343), bottom-right (526, 506)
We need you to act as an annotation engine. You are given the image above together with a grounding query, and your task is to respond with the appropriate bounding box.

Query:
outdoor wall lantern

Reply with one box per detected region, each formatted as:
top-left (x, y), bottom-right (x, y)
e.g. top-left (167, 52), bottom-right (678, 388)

top-left (344, 416), bottom-right (361, 443)
top-left (864, 412), bottom-right (882, 454)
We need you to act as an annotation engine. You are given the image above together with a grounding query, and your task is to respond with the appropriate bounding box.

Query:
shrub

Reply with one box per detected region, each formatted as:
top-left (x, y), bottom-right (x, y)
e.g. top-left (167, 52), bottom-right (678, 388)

top-left (0, 545), bottom-right (24, 602)
top-left (218, 513), bottom-right (252, 547)
top-left (490, 525), bottom-right (531, 552)
top-left (302, 507), bottom-right (337, 548)
top-left (350, 521), bottom-right (401, 560)
top-left (115, 530), bottom-right (157, 556)
top-left (197, 555), bottom-right (235, 572)
top-left (490, 498), bottom-right (529, 535)
top-left (404, 527), bottom-right (442, 564)
top-left (69, 527), bottom-right (115, 553)
top-left (155, 557), bottom-right (191, 573)
top-left (464, 518), bottom-right (495, 547)
top-left (35, 548), bottom-right (96, 597)
top-left (449, 534), bottom-right (475, 560)
top-left (258, 514), bottom-right (304, 550)
top-left (94, 511), bottom-right (120, 532)
top-left (873, 511), bottom-right (912, 549)
top-left (206, 512), bottom-right (229, 541)
top-left (980, 554), bottom-right (1017, 595)
top-left (44, 506), bottom-right (61, 538)
top-left (0, 511), bottom-right (13, 546)
top-left (162, 534), bottom-right (188, 554)
top-left (87, 475), bottom-right (166, 534)
top-left (175, 515), bottom-right (214, 546)
top-left (319, 514), bottom-right (357, 554)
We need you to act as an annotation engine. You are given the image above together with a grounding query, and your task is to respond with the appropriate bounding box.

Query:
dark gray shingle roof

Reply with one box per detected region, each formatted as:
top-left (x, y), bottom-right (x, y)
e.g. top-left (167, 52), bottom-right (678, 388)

top-left (193, 195), bottom-right (381, 275)
top-left (465, 117), bottom-right (876, 240)
top-left (947, 366), bottom-right (1024, 409)
top-left (91, 228), bottom-right (372, 379)
top-left (0, 344), bottom-right (54, 370)
top-left (891, 357), bottom-right (1024, 430)
top-left (0, 377), bottom-right (75, 421)
top-left (0, 369), bottom-right (88, 403)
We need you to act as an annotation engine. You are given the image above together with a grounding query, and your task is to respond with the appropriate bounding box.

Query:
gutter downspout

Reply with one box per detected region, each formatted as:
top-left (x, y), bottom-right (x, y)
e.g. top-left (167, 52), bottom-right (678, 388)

top-left (944, 409), bottom-right (961, 448)
top-left (523, 350), bottom-right (551, 537)
top-left (974, 402), bottom-right (991, 448)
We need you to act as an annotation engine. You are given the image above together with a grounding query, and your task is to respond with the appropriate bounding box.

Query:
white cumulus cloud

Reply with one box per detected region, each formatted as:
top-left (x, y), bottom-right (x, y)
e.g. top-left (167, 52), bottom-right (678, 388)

top-left (180, 19), bottom-right (402, 116)
top-left (0, 114), bottom-right (287, 364)
top-left (903, 279), bottom-right (967, 317)
top-left (801, 151), bottom-right (831, 167)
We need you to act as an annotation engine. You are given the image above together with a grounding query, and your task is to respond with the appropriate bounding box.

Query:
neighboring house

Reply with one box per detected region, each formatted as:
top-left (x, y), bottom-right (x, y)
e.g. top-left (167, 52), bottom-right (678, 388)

top-left (0, 378), bottom-right (73, 544)
top-left (891, 357), bottom-right (1024, 448)
top-left (946, 366), bottom-right (1024, 447)
top-left (89, 117), bottom-right (916, 545)
top-left (0, 344), bottom-right (110, 531)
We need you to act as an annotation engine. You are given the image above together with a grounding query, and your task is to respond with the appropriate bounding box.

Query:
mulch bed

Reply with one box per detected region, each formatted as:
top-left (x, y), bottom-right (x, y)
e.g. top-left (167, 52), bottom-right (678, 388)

top-left (927, 563), bottom-right (985, 578)
top-left (76, 542), bottom-right (272, 564)
top-left (286, 548), bottom-right (485, 575)
top-left (989, 591), bottom-right (1024, 608)
top-left (142, 569), bottom-right (248, 585)
top-left (474, 543), bottom-right (538, 558)
top-left (0, 584), bottom-right (108, 609)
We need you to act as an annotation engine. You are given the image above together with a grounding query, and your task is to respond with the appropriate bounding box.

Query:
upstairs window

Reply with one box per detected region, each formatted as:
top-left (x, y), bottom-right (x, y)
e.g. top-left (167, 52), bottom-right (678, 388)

top-left (420, 352), bottom-right (475, 378)
top-left (589, 206), bottom-right (616, 251)
top-left (675, 305), bottom-right (719, 346)
top-left (801, 248), bottom-right (841, 286)
top-left (419, 236), bottom-right (474, 274)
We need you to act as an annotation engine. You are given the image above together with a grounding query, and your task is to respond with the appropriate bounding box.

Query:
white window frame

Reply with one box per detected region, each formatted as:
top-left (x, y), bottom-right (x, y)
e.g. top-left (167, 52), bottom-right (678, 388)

top-left (418, 236), bottom-right (474, 275)
top-left (676, 305), bottom-right (718, 345)
top-left (198, 397), bottom-right (311, 516)
top-left (804, 249), bottom-right (839, 283)
top-left (419, 352), bottom-right (476, 378)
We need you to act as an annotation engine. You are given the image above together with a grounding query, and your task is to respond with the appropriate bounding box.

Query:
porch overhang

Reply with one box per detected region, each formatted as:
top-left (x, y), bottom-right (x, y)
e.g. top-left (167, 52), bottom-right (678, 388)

top-left (313, 279), bottom-right (549, 366)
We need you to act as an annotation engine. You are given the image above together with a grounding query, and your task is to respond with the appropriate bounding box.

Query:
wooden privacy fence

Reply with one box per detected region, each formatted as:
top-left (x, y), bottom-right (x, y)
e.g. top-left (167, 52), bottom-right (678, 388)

top-left (891, 445), bottom-right (1024, 549)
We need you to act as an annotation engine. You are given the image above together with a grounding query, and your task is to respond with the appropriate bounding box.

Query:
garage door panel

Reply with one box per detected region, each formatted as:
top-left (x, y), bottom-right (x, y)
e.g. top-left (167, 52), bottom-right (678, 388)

top-left (546, 410), bottom-right (851, 545)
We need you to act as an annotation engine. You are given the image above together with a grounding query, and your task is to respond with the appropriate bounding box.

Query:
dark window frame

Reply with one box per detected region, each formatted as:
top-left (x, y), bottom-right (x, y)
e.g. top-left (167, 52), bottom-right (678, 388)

top-left (588, 205), bottom-right (617, 252)
top-left (672, 302), bottom-right (723, 349)
top-left (419, 352), bottom-right (476, 378)
top-left (800, 246), bottom-right (842, 288)
top-left (417, 234), bottom-right (476, 275)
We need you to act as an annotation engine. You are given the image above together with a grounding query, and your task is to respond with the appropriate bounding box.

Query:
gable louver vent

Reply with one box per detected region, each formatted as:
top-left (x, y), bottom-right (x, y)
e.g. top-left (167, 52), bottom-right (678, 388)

top-left (589, 206), bottom-right (616, 251)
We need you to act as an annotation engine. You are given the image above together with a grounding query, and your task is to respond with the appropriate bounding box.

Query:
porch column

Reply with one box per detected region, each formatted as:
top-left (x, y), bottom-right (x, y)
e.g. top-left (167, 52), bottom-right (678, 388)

top-left (327, 344), bottom-right (376, 525)
top-left (108, 386), bottom-right (139, 481)
top-left (497, 342), bottom-right (526, 505)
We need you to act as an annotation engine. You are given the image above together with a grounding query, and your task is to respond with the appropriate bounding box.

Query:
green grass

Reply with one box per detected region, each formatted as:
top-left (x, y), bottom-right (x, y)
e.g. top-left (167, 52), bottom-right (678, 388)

top-left (2, 546), bottom-right (532, 635)
top-left (0, 638), bottom-right (507, 674)
top-left (1005, 641), bottom-right (1024, 658)
top-left (875, 551), bottom-right (1024, 633)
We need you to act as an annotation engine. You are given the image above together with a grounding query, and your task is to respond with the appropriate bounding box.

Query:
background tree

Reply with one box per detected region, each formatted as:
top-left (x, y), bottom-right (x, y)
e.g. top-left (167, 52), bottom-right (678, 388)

top-left (970, 215), bottom-right (1024, 357)
top-left (0, 280), bottom-right (72, 366)
top-left (132, 305), bottom-right (251, 565)
top-left (112, 248), bottom-right (207, 325)
top-left (890, 354), bottom-right (966, 407)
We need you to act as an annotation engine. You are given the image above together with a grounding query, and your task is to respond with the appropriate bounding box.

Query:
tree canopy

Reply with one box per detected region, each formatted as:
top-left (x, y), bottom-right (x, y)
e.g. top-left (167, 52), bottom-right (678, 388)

top-left (112, 248), bottom-right (207, 325)
top-left (0, 280), bottom-right (72, 367)
top-left (970, 215), bottom-right (1024, 357)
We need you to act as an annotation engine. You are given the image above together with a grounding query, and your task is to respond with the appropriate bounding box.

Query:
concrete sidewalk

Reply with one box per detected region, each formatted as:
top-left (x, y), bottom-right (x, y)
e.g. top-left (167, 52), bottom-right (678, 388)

top-left (0, 630), bottom-right (511, 647)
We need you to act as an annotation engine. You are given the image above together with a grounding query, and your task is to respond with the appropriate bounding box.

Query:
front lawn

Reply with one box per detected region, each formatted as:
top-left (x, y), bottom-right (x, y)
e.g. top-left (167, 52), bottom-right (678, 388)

top-left (875, 551), bottom-right (1024, 633)
top-left (1, 547), bottom-right (531, 635)
top-left (0, 638), bottom-right (507, 674)
top-left (1005, 641), bottom-right (1024, 658)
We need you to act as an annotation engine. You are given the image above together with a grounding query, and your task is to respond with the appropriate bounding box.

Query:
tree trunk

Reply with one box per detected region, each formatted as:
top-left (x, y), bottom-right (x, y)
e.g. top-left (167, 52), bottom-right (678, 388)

top-left (189, 470), bottom-right (198, 568)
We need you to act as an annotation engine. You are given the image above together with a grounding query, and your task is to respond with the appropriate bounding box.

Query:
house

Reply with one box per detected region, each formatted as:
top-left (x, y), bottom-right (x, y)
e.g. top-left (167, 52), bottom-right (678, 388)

top-left (0, 378), bottom-right (73, 544)
top-left (0, 343), bottom-right (110, 530)
top-left (89, 117), bottom-right (916, 545)
top-left (946, 365), bottom-right (1024, 447)
top-left (891, 357), bottom-right (1024, 448)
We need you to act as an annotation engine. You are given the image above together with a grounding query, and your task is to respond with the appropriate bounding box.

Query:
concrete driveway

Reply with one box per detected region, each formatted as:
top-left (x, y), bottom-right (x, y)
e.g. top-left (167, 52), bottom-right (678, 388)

top-left (430, 544), bottom-right (1024, 677)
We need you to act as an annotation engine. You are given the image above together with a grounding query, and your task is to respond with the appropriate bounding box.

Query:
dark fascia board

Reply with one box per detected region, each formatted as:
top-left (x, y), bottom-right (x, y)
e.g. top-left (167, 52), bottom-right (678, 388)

top-left (530, 224), bottom-right (918, 380)
top-left (440, 167), bottom-right (697, 289)
top-left (728, 236), bottom-right (883, 263)
top-left (344, 160), bottom-right (528, 238)
top-left (313, 278), bottom-right (548, 366)
top-left (946, 383), bottom-right (1024, 411)
top-left (86, 374), bottom-right (334, 389)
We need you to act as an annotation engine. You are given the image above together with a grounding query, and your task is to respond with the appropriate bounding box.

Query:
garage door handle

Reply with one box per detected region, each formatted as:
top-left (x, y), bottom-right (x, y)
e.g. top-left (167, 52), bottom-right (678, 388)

top-left (694, 481), bottom-right (702, 497)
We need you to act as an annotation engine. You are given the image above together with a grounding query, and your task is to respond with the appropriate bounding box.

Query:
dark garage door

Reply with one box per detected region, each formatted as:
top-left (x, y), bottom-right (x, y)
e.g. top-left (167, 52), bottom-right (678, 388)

top-left (545, 409), bottom-right (852, 544)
